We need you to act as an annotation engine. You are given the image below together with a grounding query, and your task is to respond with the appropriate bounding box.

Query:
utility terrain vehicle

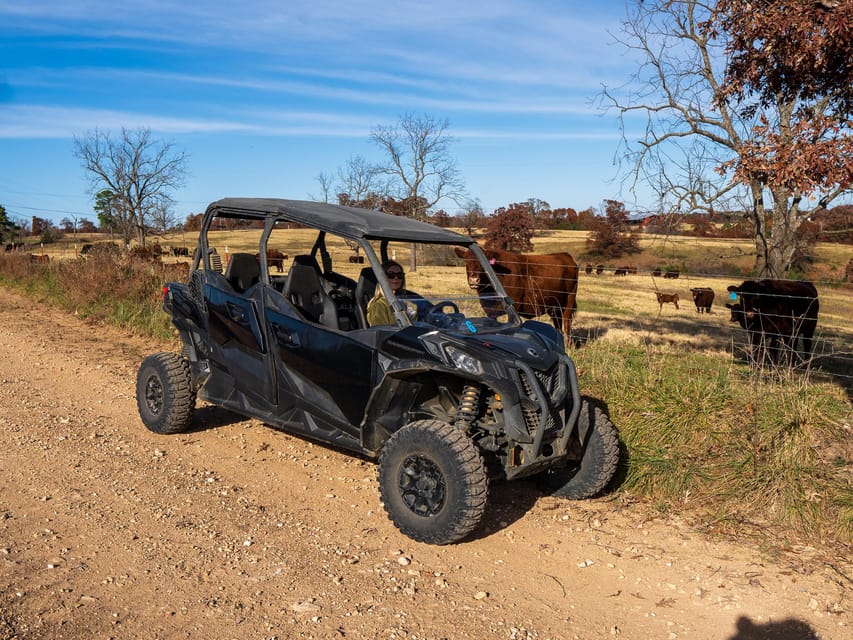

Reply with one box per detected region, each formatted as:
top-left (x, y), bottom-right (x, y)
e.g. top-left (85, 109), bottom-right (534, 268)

top-left (136, 198), bottom-right (620, 544)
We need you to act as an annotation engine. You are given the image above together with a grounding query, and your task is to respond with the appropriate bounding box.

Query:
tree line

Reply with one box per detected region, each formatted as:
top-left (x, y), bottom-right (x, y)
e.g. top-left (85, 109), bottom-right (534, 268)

top-left (5, 1), bottom-right (850, 278)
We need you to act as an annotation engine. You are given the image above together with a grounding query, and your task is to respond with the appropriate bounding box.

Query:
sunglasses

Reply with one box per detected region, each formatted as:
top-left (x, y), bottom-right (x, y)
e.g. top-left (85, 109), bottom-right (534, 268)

top-left (386, 270), bottom-right (404, 279)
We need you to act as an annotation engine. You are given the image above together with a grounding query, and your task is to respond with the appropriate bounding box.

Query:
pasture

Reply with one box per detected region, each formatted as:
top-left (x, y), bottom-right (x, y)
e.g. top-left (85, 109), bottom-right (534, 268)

top-left (23, 227), bottom-right (853, 375)
top-left (20, 227), bottom-right (853, 386)
top-left (5, 227), bottom-right (851, 547)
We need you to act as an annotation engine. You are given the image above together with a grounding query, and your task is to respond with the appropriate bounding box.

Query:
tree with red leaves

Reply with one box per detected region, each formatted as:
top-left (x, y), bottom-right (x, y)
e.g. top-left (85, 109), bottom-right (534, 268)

top-left (605, 0), bottom-right (853, 277)
top-left (586, 200), bottom-right (641, 258)
top-left (485, 203), bottom-right (535, 253)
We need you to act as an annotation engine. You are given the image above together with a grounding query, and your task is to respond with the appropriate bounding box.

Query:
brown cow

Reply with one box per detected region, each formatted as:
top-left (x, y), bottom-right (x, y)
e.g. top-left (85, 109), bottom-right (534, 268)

top-left (129, 246), bottom-right (159, 262)
top-left (655, 291), bottom-right (679, 313)
top-left (689, 287), bottom-right (715, 313)
top-left (454, 246), bottom-right (579, 337)
top-left (256, 249), bottom-right (287, 272)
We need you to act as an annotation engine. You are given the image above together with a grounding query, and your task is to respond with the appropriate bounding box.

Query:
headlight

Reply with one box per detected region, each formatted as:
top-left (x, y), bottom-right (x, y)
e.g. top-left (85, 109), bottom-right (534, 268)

top-left (444, 345), bottom-right (483, 375)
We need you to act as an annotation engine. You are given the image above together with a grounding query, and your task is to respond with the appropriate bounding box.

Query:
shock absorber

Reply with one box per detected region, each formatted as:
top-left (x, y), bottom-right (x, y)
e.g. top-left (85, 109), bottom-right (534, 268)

top-left (455, 385), bottom-right (481, 429)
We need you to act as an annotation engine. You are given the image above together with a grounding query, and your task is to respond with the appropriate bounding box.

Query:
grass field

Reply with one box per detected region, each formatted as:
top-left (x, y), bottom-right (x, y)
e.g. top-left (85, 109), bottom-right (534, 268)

top-left (6, 226), bottom-right (851, 549)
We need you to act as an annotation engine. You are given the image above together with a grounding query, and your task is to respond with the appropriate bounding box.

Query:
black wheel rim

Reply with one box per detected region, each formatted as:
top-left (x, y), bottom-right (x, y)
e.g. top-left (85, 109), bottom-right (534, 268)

top-left (144, 375), bottom-right (164, 415)
top-left (398, 454), bottom-right (446, 517)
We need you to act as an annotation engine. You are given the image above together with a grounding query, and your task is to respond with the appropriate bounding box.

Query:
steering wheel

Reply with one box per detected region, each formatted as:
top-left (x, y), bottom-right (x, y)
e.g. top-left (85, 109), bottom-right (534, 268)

top-left (424, 300), bottom-right (461, 327)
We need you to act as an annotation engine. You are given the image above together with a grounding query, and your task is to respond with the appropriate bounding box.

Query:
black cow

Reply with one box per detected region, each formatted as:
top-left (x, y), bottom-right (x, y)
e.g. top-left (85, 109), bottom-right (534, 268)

top-left (663, 269), bottom-right (680, 279)
top-left (689, 287), bottom-right (715, 314)
top-left (725, 279), bottom-right (819, 366)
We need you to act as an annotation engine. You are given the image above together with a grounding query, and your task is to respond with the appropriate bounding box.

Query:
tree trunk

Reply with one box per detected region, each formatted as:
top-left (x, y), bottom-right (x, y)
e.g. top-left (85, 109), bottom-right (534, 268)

top-left (749, 181), bottom-right (803, 278)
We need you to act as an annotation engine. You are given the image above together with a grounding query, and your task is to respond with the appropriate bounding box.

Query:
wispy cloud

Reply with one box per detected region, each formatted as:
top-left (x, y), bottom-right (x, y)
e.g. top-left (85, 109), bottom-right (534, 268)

top-left (0, 103), bottom-right (619, 141)
top-left (0, 105), bottom-right (253, 139)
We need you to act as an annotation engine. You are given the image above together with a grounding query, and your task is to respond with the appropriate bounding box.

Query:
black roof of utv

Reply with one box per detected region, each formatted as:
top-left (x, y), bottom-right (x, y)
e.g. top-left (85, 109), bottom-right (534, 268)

top-left (208, 198), bottom-right (474, 245)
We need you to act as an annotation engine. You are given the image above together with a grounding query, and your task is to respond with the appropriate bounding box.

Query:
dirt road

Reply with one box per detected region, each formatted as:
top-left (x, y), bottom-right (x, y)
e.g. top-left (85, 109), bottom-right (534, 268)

top-left (0, 286), bottom-right (848, 640)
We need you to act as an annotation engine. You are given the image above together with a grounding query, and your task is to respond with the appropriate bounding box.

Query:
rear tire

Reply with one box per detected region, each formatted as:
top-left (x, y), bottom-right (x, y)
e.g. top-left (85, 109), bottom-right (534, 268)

top-left (378, 420), bottom-right (488, 545)
top-left (541, 398), bottom-right (620, 499)
top-left (136, 352), bottom-right (195, 434)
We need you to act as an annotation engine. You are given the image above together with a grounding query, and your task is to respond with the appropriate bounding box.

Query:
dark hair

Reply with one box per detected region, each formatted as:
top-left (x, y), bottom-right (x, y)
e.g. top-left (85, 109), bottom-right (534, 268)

top-left (382, 259), bottom-right (404, 277)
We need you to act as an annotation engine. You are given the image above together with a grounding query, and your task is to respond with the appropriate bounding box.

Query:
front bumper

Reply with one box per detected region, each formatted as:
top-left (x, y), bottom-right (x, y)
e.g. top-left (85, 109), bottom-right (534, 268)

top-left (502, 356), bottom-right (581, 480)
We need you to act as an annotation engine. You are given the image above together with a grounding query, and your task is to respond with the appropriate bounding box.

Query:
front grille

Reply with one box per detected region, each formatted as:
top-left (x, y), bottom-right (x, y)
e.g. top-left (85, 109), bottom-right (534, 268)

top-left (518, 362), bottom-right (565, 438)
top-left (534, 366), bottom-right (559, 395)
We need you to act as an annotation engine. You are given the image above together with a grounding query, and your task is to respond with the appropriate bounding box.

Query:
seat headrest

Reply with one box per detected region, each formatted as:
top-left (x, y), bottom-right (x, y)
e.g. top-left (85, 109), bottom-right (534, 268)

top-left (292, 254), bottom-right (321, 272)
top-left (225, 253), bottom-right (260, 293)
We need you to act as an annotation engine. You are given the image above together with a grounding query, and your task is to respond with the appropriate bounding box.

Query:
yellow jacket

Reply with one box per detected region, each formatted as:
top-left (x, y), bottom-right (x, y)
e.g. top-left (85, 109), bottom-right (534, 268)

top-left (366, 293), bottom-right (395, 326)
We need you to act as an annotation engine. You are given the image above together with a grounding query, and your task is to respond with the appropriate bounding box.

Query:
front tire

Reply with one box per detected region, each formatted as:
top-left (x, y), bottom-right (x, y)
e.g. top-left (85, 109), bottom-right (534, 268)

top-left (378, 420), bottom-right (488, 545)
top-left (136, 352), bottom-right (195, 434)
top-left (541, 398), bottom-right (620, 499)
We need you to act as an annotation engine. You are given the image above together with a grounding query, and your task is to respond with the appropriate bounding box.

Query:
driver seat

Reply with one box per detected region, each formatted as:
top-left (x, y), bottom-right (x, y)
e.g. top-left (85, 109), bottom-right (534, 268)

top-left (283, 261), bottom-right (340, 329)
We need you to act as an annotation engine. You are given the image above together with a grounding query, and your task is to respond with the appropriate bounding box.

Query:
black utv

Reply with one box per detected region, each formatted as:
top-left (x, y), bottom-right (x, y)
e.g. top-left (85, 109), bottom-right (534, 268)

top-left (136, 198), bottom-right (619, 544)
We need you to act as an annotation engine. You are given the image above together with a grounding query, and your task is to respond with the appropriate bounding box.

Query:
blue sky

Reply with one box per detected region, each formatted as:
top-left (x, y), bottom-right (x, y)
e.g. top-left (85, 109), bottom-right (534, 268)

top-left (0, 1), bottom-right (645, 226)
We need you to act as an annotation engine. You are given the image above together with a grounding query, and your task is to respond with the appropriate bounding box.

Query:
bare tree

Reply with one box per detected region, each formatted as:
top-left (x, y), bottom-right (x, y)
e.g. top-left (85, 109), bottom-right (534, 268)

top-left (371, 113), bottom-right (466, 219)
top-left (371, 113), bottom-right (467, 270)
top-left (457, 199), bottom-right (487, 237)
top-left (312, 171), bottom-right (334, 203)
top-left (336, 155), bottom-right (387, 203)
top-left (74, 127), bottom-right (188, 248)
top-left (150, 202), bottom-right (178, 235)
top-left (604, 0), bottom-right (853, 277)
top-left (526, 197), bottom-right (551, 233)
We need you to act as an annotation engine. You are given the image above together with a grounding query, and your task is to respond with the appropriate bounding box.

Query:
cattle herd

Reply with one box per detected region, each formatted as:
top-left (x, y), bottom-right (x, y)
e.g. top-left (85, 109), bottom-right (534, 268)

top-left (477, 254), bottom-right (824, 367)
top-left (4, 237), bottom-right (830, 368)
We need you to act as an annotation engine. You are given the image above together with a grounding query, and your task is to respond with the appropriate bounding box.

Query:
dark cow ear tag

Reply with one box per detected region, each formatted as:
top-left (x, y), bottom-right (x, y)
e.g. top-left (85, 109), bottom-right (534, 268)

top-left (729, 291), bottom-right (738, 301)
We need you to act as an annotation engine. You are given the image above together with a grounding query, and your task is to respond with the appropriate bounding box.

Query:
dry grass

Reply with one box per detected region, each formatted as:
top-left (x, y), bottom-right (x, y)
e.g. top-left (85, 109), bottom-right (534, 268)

top-left (7, 228), bottom-right (852, 549)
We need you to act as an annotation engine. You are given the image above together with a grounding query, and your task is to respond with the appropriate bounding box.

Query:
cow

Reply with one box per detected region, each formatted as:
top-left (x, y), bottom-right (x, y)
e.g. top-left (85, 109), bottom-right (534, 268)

top-left (664, 269), bottom-right (680, 279)
top-left (655, 291), bottom-right (679, 313)
top-left (80, 242), bottom-right (120, 257)
top-left (171, 246), bottom-right (190, 257)
top-left (256, 249), bottom-right (287, 272)
top-left (614, 266), bottom-right (628, 276)
top-left (690, 287), bottom-right (715, 314)
top-left (652, 267), bottom-right (663, 277)
top-left (595, 264), bottom-right (605, 275)
top-left (454, 246), bottom-right (579, 337)
top-left (348, 255), bottom-right (365, 264)
top-left (725, 279), bottom-right (819, 366)
top-left (585, 264), bottom-right (593, 275)
top-left (129, 246), bottom-right (159, 263)
top-left (627, 266), bottom-right (637, 275)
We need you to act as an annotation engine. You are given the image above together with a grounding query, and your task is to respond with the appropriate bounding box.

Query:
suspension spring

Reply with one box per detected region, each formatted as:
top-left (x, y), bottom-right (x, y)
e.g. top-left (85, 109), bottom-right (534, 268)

top-left (456, 385), bottom-right (481, 429)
